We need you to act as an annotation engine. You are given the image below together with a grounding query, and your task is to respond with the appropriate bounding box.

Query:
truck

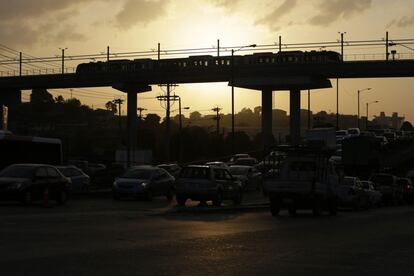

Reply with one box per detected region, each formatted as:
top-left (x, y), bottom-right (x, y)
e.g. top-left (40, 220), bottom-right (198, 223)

top-left (263, 146), bottom-right (340, 216)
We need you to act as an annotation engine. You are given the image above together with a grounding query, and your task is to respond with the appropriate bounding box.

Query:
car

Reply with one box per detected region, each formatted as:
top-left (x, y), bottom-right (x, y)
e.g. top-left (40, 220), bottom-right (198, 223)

top-left (338, 176), bottom-right (368, 210)
top-left (57, 165), bottom-right (90, 193)
top-left (360, 180), bottom-right (382, 207)
top-left (336, 130), bottom-right (349, 142)
top-left (0, 164), bottom-right (70, 205)
top-left (229, 153), bottom-right (251, 164)
top-left (228, 165), bottom-right (262, 191)
top-left (375, 135), bottom-right (388, 148)
top-left (175, 165), bottom-right (243, 206)
top-left (157, 163), bottom-right (181, 178)
top-left (234, 157), bottom-right (259, 166)
top-left (205, 161), bottom-right (229, 169)
top-left (347, 128), bottom-right (361, 137)
top-left (397, 177), bottom-right (414, 204)
top-left (369, 173), bottom-right (402, 205)
top-left (112, 166), bottom-right (175, 201)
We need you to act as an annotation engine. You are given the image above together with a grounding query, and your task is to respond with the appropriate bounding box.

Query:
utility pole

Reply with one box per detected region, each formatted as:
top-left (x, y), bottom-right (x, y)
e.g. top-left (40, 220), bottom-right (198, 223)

top-left (113, 98), bottom-right (124, 146)
top-left (107, 46), bottom-right (110, 62)
top-left (212, 106), bottom-right (222, 137)
top-left (339, 32), bottom-right (346, 61)
top-left (157, 84), bottom-right (179, 162)
top-left (19, 52), bottom-right (22, 76)
top-left (217, 39), bottom-right (220, 57)
top-left (336, 78), bottom-right (339, 130)
top-left (137, 107), bottom-right (147, 120)
top-left (59, 47), bottom-right (67, 74)
top-left (308, 89), bottom-right (311, 129)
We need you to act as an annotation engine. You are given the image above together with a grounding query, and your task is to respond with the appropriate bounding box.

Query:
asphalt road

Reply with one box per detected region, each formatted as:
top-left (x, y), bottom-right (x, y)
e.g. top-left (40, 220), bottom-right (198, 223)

top-left (1, 197), bottom-right (414, 276)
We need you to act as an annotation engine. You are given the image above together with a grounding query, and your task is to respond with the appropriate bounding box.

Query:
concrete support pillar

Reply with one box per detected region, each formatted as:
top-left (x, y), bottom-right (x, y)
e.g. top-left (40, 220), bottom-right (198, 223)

top-left (127, 91), bottom-right (137, 167)
top-left (261, 89), bottom-right (273, 150)
top-left (290, 89), bottom-right (301, 146)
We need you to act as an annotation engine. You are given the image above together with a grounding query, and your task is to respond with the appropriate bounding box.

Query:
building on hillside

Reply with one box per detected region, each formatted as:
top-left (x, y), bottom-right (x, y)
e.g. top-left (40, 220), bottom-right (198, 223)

top-left (372, 112), bottom-right (405, 129)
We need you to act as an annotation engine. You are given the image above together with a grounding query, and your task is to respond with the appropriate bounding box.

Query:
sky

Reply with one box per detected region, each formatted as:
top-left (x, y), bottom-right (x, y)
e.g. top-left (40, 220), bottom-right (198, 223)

top-left (1, 0), bottom-right (414, 122)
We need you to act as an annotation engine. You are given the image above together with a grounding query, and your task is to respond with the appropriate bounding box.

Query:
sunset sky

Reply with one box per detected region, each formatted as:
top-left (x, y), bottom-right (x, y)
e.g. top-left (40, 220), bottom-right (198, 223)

top-left (1, 0), bottom-right (414, 123)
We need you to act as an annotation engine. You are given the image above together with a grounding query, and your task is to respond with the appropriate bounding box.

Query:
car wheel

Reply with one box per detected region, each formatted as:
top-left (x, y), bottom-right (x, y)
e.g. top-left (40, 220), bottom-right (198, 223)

top-left (270, 197), bottom-right (281, 217)
top-left (20, 190), bottom-right (32, 205)
top-left (213, 191), bottom-right (223, 207)
top-left (233, 189), bottom-right (243, 205)
top-left (176, 196), bottom-right (186, 206)
top-left (56, 190), bottom-right (68, 205)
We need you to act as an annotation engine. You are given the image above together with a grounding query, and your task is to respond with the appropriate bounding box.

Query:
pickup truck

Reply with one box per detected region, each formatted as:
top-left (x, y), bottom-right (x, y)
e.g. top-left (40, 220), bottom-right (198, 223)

top-left (263, 147), bottom-right (340, 216)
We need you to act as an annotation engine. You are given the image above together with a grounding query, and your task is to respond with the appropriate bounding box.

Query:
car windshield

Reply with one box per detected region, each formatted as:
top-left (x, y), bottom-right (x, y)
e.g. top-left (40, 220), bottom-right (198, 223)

top-left (229, 167), bottom-right (249, 175)
top-left (58, 168), bottom-right (72, 176)
top-left (180, 167), bottom-right (209, 179)
top-left (121, 169), bottom-right (153, 179)
top-left (0, 165), bottom-right (36, 178)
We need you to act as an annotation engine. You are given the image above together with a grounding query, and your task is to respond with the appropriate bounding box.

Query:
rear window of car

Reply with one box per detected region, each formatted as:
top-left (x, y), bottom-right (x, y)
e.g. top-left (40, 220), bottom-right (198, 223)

top-left (370, 175), bottom-right (394, 186)
top-left (0, 165), bottom-right (36, 178)
top-left (121, 169), bottom-right (152, 179)
top-left (179, 167), bottom-right (210, 179)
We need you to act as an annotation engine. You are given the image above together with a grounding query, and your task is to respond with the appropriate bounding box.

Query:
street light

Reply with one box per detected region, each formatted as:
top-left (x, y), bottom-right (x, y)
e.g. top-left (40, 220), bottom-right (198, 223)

top-left (366, 100), bottom-right (379, 130)
top-left (357, 87), bottom-right (372, 129)
top-left (231, 44), bottom-right (256, 154)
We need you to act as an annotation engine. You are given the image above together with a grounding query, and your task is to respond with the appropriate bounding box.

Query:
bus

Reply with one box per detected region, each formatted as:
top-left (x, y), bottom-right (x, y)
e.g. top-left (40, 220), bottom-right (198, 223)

top-left (0, 131), bottom-right (62, 170)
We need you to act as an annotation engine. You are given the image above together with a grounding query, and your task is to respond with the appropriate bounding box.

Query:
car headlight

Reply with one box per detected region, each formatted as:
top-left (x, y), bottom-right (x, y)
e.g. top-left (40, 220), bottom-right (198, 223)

top-left (113, 181), bottom-right (118, 187)
top-left (141, 182), bottom-right (149, 188)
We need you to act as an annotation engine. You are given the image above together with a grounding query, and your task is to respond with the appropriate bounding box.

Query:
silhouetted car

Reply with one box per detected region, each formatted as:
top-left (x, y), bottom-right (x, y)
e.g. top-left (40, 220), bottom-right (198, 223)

top-left (57, 166), bottom-right (90, 193)
top-left (228, 165), bottom-right (262, 191)
top-left (205, 161), bottom-right (229, 169)
top-left (0, 164), bottom-right (70, 205)
top-left (234, 157), bottom-right (259, 166)
top-left (157, 164), bottom-right (181, 178)
top-left (397, 177), bottom-right (414, 204)
top-left (175, 165), bottom-right (243, 206)
top-left (370, 173), bottom-right (402, 205)
top-left (113, 166), bottom-right (175, 201)
top-left (229, 153), bottom-right (250, 164)
top-left (338, 176), bottom-right (368, 210)
top-left (360, 180), bottom-right (382, 207)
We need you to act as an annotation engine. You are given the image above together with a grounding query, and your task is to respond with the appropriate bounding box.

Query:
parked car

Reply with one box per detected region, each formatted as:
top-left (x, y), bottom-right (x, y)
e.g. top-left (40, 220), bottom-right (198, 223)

top-left (57, 165), bottom-right (90, 193)
top-left (229, 153), bottom-right (251, 164)
top-left (175, 165), bottom-right (243, 206)
top-left (360, 180), bottom-right (382, 207)
top-left (205, 161), bottom-right (229, 169)
top-left (228, 165), bottom-right (262, 191)
top-left (338, 176), bottom-right (368, 210)
top-left (397, 177), bottom-right (414, 204)
top-left (369, 173), bottom-right (402, 205)
top-left (347, 128), bottom-right (361, 137)
top-left (234, 157), bottom-right (259, 166)
top-left (336, 130), bottom-right (349, 141)
top-left (0, 164), bottom-right (70, 205)
top-left (157, 163), bottom-right (181, 178)
top-left (113, 166), bottom-right (175, 201)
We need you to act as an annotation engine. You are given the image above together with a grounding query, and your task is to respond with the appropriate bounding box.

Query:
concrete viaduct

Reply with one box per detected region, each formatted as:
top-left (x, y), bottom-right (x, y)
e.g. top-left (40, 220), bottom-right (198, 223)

top-left (0, 59), bottom-right (414, 163)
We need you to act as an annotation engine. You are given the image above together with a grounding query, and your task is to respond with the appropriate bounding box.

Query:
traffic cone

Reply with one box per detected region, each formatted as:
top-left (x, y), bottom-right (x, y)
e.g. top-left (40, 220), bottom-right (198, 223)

top-left (43, 188), bottom-right (50, 208)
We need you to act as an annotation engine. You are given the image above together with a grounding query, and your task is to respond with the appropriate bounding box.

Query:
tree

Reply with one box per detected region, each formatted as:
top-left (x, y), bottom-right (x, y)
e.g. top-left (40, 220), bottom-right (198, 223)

top-left (401, 121), bottom-right (414, 131)
top-left (30, 89), bottom-right (54, 104)
top-left (189, 111), bottom-right (202, 122)
top-left (145, 113), bottom-right (161, 126)
top-left (55, 95), bottom-right (65, 104)
top-left (105, 101), bottom-right (117, 114)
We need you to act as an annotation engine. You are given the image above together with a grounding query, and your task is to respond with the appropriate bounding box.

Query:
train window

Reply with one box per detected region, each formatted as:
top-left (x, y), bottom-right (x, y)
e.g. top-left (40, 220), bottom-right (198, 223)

top-left (226, 60), bottom-right (230, 66)
top-left (259, 58), bottom-right (263, 63)
top-left (288, 56), bottom-right (293, 62)
top-left (271, 57), bottom-right (275, 63)
top-left (194, 61), bottom-right (198, 66)
top-left (265, 57), bottom-right (270, 63)
top-left (183, 61), bottom-right (187, 67)
top-left (221, 60), bottom-right (225, 65)
top-left (204, 60), bottom-right (208, 66)
top-left (215, 60), bottom-right (219, 65)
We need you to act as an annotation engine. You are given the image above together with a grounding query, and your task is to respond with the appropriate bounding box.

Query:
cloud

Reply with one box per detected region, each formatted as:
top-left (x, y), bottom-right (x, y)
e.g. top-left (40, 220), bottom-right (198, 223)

top-left (255, 0), bottom-right (297, 31)
top-left (115, 0), bottom-right (170, 29)
top-left (0, 0), bottom-right (93, 48)
top-left (209, 0), bottom-right (241, 9)
top-left (309, 0), bottom-right (371, 26)
top-left (0, 0), bottom-right (89, 22)
top-left (387, 15), bottom-right (414, 28)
